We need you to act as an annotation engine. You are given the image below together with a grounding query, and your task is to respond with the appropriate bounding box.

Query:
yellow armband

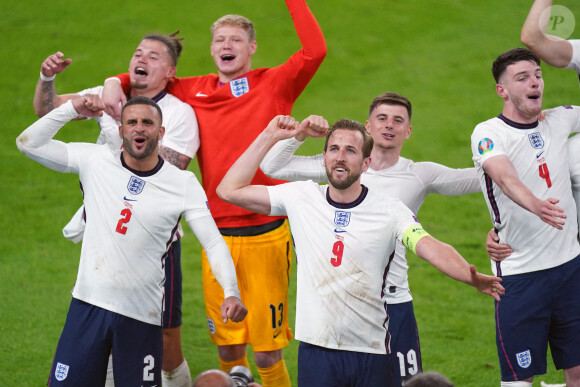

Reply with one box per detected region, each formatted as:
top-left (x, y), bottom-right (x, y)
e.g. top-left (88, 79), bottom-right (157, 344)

top-left (402, 225), bottom-right (430, 254)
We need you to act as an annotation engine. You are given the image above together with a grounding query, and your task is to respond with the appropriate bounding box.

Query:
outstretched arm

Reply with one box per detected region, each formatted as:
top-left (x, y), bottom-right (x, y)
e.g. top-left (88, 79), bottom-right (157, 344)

top-left (521, 0), bottom-right (573, 68)
top-left (33, 52), bottom-right (79, 117)
top-left (414, 236), bottom-right (505, 301)
top-left (483, 155), bottom-right (565, 229)
top-left (217, 115), bottom-right (301, 214)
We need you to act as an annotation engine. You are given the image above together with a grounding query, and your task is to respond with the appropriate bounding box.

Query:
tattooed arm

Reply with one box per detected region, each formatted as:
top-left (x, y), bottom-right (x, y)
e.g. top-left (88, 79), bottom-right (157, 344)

top-left (33, 52), bottom-right (78, 117)
top-left (159, 145), bottom-right (192, 170)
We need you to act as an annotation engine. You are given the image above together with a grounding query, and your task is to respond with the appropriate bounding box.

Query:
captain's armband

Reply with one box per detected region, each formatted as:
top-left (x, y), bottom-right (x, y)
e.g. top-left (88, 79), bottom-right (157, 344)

top-left (402, 225), bottom-right (430, 254)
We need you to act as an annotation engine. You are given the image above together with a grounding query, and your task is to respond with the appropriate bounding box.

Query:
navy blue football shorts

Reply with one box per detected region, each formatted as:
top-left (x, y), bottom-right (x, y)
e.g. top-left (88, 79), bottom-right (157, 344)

top-left (163, 238), bottom-right (183, 329)
top-left (387, 301), bottom-right (422, 385)
top-left (495, 254), bottom-right (580, 381)
top-left (47, 298), bottom-right (162, 386)
top-left (298, 341), bottom-right (395, 386)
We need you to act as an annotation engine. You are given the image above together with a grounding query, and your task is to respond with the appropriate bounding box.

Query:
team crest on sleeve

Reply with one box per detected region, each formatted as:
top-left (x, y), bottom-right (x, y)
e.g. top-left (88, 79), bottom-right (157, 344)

top-left (230, 77), bottom-right (250, 97)
top-left (334, 211), bottom-right (351, 227)
top-left (528, 132), bottom-right (544, 149)
top-left (127, 176), bottom-right (146, 195)
top-left (516, 350), bottom-right (532, 368)
top-left (477, 138), bottom-right (494, 155)
top-left (55, 362), bottom-right (70, 381)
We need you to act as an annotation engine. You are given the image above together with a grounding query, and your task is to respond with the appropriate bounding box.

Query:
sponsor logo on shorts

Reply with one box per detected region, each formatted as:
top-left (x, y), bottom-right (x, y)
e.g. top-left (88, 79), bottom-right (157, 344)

top-left (516, 349), bottom-right (532, 368)
top-left (55, 362), bottom-right (69, 381)
top-left (207, 318), bottom-right (216, 334)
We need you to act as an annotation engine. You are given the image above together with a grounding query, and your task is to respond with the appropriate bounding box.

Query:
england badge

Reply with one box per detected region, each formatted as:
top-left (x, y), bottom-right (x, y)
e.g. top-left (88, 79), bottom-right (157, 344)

top-left (55, 362), bottom-right (70, 381)
top-left (516, 350), bottom-right (532, 368)
top-left (127, 176), bottom-right (146, 195)
top-left (528, 132), bottom-right (544, 149)
top-left (230, 77), bottom-right (250, 97)
top-left (334, 211), bottom-right (351, 227)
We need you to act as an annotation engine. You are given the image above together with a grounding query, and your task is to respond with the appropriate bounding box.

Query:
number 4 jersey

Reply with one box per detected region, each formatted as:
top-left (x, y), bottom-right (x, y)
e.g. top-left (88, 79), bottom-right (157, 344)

top-left (471, 106), bottom-right (580, 276)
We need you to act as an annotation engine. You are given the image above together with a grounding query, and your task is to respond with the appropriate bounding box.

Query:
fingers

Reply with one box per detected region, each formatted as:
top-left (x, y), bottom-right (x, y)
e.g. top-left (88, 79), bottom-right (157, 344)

top-left (41, 52), bottom-right (72, 77)
top-left (220, 297), bottom-right (248, 323)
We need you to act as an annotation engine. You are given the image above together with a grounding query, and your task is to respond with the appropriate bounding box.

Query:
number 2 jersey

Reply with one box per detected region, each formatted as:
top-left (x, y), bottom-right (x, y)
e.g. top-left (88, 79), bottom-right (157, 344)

top-left (267, 180), bottom-right (422, 354)
top-left (471, 106), bottom-right (580, 276)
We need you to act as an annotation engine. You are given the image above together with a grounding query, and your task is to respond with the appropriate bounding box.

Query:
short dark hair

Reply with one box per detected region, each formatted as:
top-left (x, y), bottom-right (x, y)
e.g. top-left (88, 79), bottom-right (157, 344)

top-left (369, 92), bottom-right (412, 121)
top-left (324, 118), bottom-right (374, 158)
top-left (492, 47), bottom-right (541, 83)
top-left (122, 96), bottom-right (163, 122)
top-left (142, 31), bottom-right (184, 66)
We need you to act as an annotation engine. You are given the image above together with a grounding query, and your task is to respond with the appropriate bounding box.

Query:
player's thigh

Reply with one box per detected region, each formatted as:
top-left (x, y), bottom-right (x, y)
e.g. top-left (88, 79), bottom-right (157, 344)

top-left (112, 315), bottom-right (163, 386)
top-left (48, 298), bottom-right (111, 386)
top-left (388, 301), bottom-right (422, 384)
top-left (496, 271), bottom-right (552, 381)
top-left (549, 255), bottom-right (580, 370)
top-left (163, 238), bottom-right (183, 329)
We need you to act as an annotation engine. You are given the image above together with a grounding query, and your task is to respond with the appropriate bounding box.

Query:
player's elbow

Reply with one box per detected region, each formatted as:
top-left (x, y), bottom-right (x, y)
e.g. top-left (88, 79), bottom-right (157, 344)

top-left (216, 183), bottom-right (234, 204)
top-left (16, 134), bottom-right (30, 155)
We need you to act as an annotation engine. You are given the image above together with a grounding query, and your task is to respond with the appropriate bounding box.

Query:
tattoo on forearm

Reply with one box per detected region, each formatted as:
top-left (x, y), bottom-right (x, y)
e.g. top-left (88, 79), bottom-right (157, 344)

top-left (41, 81), bottom-right (56, 112)
top-left (160, 146), bottom-right (191, 170)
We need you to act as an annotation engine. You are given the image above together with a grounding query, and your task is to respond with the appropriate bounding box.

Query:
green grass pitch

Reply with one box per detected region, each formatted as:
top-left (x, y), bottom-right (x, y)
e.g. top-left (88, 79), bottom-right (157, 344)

top-left (1, 0), bottom-right (577, 385)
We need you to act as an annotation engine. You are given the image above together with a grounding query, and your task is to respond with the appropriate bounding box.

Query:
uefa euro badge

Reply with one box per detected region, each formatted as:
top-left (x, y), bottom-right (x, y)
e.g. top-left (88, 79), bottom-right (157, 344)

top-left (55, 362), bottom-right (69, 381)
top-left (528, 132), bottom-right (544, 149)
top-left (334, 211), bottom-right (351, 228)
top-left (127, 176), bottom-right (146, 195)
top-left (516, 350), bottom-right (532, 369)
top-left (230, 77), bottom-right (250, 97)
top-left (477, 138), bottom-right (494, 155)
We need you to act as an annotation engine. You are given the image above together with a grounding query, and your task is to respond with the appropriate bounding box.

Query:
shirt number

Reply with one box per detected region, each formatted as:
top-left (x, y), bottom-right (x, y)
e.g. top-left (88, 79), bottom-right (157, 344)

top-left (116, 208), bottom-right (132, 235)
top-left (538, 163), bottom-right (552, 188)
top-left (331, 241), bottom-right (344, 267)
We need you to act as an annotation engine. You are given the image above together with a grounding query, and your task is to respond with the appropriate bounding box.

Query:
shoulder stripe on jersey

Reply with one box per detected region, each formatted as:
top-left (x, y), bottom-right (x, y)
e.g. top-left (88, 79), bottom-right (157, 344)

top-left (485, 172), bottom-right (501, 224)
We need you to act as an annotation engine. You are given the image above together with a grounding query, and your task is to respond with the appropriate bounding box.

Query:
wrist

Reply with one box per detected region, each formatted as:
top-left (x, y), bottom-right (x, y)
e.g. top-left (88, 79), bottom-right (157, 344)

top-left (39, 71), bottom-right (55, 82)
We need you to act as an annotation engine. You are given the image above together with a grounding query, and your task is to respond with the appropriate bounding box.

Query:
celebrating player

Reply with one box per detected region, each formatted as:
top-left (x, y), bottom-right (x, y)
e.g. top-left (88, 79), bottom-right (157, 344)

top-left (100, 1), bottom-right (326, 385)
top-left (33, 32), bottom-right (199, 387)
top-left (17, 95), bottom-right (246, 386)
top-left (218, 114), bottom-right (503, 386)
top-left (471, 48), bottom-right (580, 386)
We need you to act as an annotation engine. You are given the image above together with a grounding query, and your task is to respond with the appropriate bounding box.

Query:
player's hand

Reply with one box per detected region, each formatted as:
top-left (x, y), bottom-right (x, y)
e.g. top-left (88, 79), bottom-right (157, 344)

top-left (486, 229), bottom-right (513, 262)
top-left (537, 197), bottom-right (566, 230)
top-left (40, 52), bottom-right (72, 78)
top-left (72, 94), bottom-right (105, 118)
top-left (102, 78), bottom-right (126, 121)
top-left (469, 265), bottom-right (504, 302)
top-left (221, 296), bottom-right (248, 323)
top-left (296, 115), bottom-right (329, 141)
top-left (264, 115), bottom-right (300, 141)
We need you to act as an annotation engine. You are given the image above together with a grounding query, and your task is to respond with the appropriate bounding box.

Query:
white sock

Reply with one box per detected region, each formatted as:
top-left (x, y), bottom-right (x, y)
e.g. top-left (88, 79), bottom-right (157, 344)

top-left (105, 353), bottom-right (115, 387)
top-left (501, 381), bottom-right (533, 387)
top-left (162, 359), bottom-right (192, 387)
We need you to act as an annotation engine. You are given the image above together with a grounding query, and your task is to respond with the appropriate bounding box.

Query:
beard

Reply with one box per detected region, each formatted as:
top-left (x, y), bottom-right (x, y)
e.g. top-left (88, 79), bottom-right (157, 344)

top-left (123, 136), bottom-right (159, 160)
top-left (325, 164), bottom-right (361, 190)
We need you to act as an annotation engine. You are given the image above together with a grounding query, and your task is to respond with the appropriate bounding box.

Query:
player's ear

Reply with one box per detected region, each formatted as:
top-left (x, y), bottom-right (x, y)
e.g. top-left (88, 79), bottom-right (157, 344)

top-left (496, 83), bottom-right (508, 98)
top-left (250, 40), bottom-right (257, 56)
top-left (158, 126), bottom-right (165, 140)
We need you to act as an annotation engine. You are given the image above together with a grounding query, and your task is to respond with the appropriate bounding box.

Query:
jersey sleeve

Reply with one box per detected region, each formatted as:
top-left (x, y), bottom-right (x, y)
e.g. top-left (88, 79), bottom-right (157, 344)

top-left (267, 182), bottom-right (298, 216)
top-left (160, 99), bottom-right (200, 159)
top-left (471, 121), bottom-right (507, 168)
top-left (565, 39), bottom-right (580, 76)
top-left (413, 162), bottom-right (480, 195)
top-left (260, 137), bottom-right (327, 182)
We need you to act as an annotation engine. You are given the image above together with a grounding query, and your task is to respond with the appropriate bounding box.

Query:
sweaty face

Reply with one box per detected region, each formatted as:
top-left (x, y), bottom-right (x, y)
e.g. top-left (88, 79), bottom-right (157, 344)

top-left (366, 104), bottom-right (411, 151)
top-left (324, 129), bottom-right (368, 190)
top-left (498, 60), bottom-right (544, 122)
top-left (128, 39), bottom-right (175, 94)
top-left (210, 25), bottom-right (256, 81)
top-left (120, 104), bottom-right (164, 161)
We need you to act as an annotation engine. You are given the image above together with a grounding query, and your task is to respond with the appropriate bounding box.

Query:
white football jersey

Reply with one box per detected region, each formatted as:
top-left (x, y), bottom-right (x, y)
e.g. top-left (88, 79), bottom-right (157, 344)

top-left (566, 39), bottom-right (580, 76)
top-left (260, 138), bottom-right (479, 303)
top-left (268, 180), bottom-right (421, 354)
top-left (471, 107), bottom-right (580, 276)
top-left (568, 134), bottom-right (580, 226)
